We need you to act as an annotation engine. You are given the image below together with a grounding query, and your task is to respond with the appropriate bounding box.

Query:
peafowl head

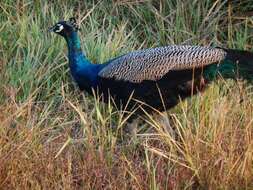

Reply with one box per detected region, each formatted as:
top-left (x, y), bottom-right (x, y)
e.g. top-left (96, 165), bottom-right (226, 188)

top-left (49, 17), bottom-right (79, 37)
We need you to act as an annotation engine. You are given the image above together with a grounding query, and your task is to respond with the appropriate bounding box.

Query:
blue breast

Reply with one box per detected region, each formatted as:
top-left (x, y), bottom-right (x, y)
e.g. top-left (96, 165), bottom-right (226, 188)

top-left (69, 54), bottom-right (100, 90)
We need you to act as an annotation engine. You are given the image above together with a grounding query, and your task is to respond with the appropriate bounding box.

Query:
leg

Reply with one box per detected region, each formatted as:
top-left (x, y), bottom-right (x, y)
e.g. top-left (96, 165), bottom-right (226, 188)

top-left (125, 118), bottom-right (139, 136)
top-left (155, 112), bottom-right (176, 140)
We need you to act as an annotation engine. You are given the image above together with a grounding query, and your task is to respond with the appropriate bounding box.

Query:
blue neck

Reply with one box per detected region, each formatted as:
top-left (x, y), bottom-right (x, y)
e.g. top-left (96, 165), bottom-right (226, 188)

top-left (65, 32), bottom-right (103, 91)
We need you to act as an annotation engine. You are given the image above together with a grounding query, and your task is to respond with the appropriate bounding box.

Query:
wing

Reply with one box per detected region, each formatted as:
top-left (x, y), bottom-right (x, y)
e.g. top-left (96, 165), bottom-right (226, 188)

top-left (98, 45), bottom-right (227, 83)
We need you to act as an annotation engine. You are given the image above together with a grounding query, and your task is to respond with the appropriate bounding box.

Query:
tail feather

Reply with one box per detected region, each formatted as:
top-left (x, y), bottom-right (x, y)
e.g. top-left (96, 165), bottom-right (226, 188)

top-left (219, 48), bottom-right (253, 81)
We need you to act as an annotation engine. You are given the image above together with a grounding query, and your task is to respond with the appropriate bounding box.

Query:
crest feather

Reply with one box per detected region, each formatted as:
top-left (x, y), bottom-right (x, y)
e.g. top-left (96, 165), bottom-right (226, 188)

top-left (69, 17), bottom-right (79, 31)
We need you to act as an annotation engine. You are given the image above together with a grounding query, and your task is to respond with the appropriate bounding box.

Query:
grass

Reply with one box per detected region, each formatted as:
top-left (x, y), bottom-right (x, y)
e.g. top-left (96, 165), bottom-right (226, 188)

top-left (1, 0), bottom-right (253, 189)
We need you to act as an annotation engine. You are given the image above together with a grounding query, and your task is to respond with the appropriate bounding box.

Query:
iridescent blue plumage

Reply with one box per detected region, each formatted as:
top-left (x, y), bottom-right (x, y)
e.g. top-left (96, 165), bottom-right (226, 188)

top-left (65, 31), bottom-right (106, 92)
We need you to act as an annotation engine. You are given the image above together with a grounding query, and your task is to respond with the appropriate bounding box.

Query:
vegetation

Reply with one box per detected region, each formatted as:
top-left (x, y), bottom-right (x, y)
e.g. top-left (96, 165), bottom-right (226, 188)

top-left (1, 0), bottom-right (253, 189)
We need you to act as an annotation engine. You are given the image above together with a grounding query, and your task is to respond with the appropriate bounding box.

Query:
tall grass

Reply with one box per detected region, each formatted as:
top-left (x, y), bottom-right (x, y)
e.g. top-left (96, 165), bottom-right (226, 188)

top-left (1, 0), bottom-right (253, 189)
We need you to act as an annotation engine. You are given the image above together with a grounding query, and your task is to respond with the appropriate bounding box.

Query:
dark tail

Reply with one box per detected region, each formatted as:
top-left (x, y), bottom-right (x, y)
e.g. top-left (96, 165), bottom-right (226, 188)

top-left (221, 48), bottom-right (253, 81)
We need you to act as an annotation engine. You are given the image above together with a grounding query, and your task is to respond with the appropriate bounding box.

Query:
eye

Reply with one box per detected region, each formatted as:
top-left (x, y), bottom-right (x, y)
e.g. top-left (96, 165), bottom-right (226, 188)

top-left (55, 24), bottom-right (64, 32)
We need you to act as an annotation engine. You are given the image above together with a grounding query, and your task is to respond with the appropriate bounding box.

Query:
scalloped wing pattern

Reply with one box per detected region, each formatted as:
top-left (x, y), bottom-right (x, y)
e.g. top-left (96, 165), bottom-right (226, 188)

top-left (98, 45), bottom-right (227, 83)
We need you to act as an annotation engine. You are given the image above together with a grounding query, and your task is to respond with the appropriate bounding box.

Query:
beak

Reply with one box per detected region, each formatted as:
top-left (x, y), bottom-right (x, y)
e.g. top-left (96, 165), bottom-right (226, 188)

top-left (48, 26), bottom-right (55, 32)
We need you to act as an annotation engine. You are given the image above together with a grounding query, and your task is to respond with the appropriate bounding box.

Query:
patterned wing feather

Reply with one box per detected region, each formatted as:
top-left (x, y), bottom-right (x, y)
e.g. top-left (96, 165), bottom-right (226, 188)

top-left (98, 45), bottom-right (227, 83)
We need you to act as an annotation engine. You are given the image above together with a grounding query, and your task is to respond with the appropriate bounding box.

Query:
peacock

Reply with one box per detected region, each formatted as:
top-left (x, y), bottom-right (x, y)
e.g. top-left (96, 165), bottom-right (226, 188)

top-left (49, 18), bottom-right (253, 118)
